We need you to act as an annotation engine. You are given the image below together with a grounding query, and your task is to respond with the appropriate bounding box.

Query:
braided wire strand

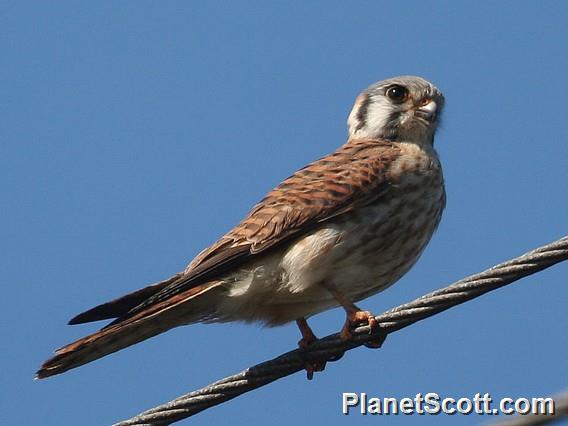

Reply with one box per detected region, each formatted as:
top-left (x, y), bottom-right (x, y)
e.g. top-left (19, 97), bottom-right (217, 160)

top-left (114, 236), bottom-right (568, 425)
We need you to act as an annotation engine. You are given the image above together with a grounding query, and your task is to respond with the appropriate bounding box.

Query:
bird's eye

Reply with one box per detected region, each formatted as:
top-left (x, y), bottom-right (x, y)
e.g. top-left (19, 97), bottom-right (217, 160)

top-left (385, 85), bottom-right (409, 103)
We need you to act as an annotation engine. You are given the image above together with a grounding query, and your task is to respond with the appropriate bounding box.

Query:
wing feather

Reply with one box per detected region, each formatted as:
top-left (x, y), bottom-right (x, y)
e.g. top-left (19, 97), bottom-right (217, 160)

top-left (124, 139), bottom-right (399, 317)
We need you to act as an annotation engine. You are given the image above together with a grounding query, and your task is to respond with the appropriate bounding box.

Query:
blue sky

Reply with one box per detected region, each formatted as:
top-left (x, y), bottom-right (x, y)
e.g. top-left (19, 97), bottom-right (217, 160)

top-left (2, 2), bottom-right (567, 425)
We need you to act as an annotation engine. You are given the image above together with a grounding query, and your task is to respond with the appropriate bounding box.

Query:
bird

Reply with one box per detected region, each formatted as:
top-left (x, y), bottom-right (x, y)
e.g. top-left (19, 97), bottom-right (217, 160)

top-left (36, 75), bottom-right (446, 380)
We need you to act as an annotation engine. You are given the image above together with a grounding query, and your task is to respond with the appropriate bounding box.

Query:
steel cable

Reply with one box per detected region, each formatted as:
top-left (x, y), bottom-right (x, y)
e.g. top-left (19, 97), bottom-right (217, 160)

top-left (115, 235), bottom-right (568, 425)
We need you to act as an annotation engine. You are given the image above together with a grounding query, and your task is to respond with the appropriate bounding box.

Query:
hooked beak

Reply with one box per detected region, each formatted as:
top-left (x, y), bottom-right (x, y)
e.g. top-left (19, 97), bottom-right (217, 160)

top-left (414, 100), bottom-right (438, 123)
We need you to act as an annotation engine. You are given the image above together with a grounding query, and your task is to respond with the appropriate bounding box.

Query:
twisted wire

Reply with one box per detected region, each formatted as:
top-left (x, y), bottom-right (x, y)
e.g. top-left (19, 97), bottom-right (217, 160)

top-left (115, 235), bottom-right (568, 425)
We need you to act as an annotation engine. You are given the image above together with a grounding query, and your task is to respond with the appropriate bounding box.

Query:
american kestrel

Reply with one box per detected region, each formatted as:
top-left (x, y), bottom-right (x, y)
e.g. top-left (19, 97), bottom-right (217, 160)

top-left (37, 76), bottom-right (445, 379)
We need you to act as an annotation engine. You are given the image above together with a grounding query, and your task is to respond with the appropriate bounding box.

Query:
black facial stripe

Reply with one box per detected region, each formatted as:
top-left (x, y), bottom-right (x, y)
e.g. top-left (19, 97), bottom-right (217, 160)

top-left (354, 94), bottom-right (371, 132)
top-left (380, 110), bottom-right (400, 141)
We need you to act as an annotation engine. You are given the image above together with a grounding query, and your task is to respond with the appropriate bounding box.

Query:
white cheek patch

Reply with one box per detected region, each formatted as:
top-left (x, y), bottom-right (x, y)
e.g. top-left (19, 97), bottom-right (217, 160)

top-left (366, 100), bottom-right (391, 128)
top-left (350, 98), bottom-right (394, 139)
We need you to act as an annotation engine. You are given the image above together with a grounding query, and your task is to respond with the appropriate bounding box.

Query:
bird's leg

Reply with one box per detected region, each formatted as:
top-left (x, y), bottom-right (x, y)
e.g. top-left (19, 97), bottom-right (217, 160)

top-left (296, 317), bottom-right (317, 349)
top-left (323, 284), bottom-right (385, 348)
top-left (296, 318), bottom-right (325, 380)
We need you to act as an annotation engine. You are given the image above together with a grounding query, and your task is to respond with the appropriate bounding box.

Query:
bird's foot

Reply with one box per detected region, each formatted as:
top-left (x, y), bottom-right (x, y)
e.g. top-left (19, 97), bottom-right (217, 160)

top-left (297, 328), bottom-right (317, 351)
top-left (296, 318), bottom-right (326, 380)
top-left (302, 356), bottom-right (327, 381)
top-left (297, 338), bottom-right (327, 380)
top-left (340, 310), bottom-right (385, 348)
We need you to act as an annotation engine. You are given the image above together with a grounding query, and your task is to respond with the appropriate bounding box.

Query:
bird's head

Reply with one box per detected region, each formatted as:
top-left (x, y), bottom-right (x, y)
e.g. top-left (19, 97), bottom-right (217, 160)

top-left (348, 76), bottom-right (444, 145)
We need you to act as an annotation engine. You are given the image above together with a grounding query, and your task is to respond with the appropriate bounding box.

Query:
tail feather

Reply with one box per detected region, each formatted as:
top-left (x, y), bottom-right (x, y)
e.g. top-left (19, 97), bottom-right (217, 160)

top-left (68, 273), bottom-right (183, 325)
top-left (36, 281), bottom-right (222, 379)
